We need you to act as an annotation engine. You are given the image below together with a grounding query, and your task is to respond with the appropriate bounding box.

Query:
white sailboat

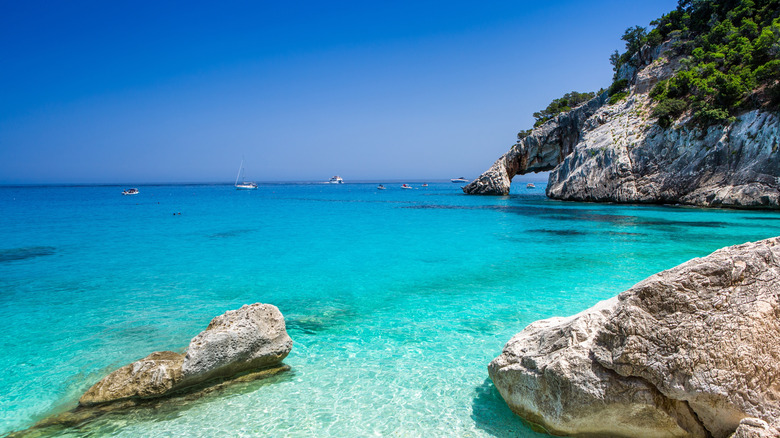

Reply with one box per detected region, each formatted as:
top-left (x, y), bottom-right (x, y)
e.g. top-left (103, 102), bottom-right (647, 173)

top-left (235, 158), bottom-right (258, 190)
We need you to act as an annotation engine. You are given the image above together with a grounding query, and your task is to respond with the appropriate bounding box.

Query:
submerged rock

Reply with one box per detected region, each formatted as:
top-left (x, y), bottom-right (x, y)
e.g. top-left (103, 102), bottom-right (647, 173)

top-left (11, 365), bottom-right (290, 438)
top-left (489, 237), bottom-right (780, 438)
top-left (80, 303), bottom-right (292, 406)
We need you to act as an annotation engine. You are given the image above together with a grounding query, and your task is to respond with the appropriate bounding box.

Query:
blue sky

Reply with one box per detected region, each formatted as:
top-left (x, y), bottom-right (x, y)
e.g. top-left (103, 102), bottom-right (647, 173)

top-left (0, 0), bottom-right (677, 184)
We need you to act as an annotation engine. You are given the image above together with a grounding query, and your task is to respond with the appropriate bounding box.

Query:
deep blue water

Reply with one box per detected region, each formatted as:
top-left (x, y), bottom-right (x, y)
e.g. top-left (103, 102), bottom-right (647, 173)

top-left (2, 182), bottom-right (779, 436)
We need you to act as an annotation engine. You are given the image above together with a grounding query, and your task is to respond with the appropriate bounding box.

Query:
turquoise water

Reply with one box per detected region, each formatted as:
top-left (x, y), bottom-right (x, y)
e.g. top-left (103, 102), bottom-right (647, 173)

top-left (2, 182), bottom-right (780, 437)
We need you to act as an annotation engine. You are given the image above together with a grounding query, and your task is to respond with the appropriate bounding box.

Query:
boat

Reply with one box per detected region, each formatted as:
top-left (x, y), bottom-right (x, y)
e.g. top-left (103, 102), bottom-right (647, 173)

top-left (377, 184), bottom-right (386, 190)
top-left (329, 176), bottom-right (344, 184)
top-left (122, 188), bottom-right (139, 195)
top-left (235, 181), bottom-right (258, 190)
top-left (401, 184), bottom-right (412, 189)
top-left (421, 183), bottom-right (428, 187)
top-left (451, 177), bottom-right (469, 183)
top-left (235, 158), bottom-right (258, 190)
top-left (526, 183), bottom-right (536, 189)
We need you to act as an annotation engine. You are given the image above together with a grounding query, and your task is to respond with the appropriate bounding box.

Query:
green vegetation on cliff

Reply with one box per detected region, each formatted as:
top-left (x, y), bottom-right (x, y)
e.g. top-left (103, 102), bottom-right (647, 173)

top-left (517, 91), bottom-right (595, 139)
top-left (615, 0), bottom-right (780, 125)
top-left (517, 0), bottom-right (779, 141)
top-left (532, 91), bottom-right (596, 127)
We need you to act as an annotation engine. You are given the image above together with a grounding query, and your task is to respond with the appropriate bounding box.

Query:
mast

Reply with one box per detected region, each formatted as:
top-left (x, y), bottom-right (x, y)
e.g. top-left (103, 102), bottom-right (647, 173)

top-left (235, 157), bottom-right (244, 186)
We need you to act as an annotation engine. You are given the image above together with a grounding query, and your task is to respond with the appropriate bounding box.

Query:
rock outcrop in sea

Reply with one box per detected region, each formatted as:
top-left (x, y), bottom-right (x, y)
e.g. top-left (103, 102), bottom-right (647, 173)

top-left (80, 303), bottom-right (293, 406)
top-left (464, 41), bottom-right (780, 209)
top-left (488, 237), bottom-right (780, 438)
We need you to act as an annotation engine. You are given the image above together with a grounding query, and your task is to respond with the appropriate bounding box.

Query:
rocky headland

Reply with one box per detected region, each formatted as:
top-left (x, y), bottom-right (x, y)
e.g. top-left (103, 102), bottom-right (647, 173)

top-left (488, 237), bottom-right (780, 437)
top-left (463, 40), bottom-right (780, 209)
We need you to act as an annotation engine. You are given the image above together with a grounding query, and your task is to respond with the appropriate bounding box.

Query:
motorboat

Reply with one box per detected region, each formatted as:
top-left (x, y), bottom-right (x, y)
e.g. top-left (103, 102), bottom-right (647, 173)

top-left (526, 183), bottom-right (536, 189)
top-left (421, 183), bottom-right (428, 187)
top-left (451, 177), bottom-right (469, 183)
top-left (235, 157), bottom-right (258, 190)
top-left (377, 184), bottom-right (387, 190)
top-left (401, 184), bottom-right (413, 189)
top-left (122, 188), bottom-right (139, 195)
top-left (329, 176), bottom-right (344, 184)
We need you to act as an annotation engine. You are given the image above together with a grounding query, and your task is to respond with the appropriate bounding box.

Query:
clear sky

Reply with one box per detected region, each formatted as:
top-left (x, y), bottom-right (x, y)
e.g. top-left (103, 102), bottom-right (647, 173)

top-left (0, 0), bottom-right (677, 184)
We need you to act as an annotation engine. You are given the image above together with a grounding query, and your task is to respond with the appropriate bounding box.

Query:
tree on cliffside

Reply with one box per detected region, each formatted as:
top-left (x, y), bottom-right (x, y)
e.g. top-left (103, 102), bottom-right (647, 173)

top-left (612, 0), bottom-right (780, 126)
top-left (519, 0), bottom-right (778, 141)
top-left (531, 91), bottom-right (596, 127)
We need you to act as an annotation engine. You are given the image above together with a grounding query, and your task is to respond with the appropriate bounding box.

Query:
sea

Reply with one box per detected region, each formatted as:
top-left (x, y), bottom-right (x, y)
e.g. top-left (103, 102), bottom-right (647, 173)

top-left (2, 181), bottom-right (779, 437)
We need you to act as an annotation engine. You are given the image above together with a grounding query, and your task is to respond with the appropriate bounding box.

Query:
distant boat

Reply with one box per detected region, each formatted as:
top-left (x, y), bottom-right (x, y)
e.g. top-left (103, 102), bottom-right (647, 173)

top-left (329, 176), bottom-right (344, 184)
top-left (451, 177), bottom-right (469, 183)
top-left (377, 184), bottom-right (387, 190)
top-left (526, 183), bottom-right (536, 189)
top-left (235, 181), bottom-right (258, 190)
top-left (401, 184), bottom-right (413, 189)
top-left (421, 183), bottom-right (428, 187)
top-left (235, 158), bottom-right (258, 190)
top-left (122, 188), bottom-right (139, 195)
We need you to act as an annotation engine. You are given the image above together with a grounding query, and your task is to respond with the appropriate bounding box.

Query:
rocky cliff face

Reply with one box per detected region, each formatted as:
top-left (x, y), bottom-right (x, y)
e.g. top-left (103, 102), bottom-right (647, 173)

top-left (464, 43), bottom-right (780, 209)
top-left (489, 237), bottom-right (780, 437)
top-left (546, 96), bottom-right (780, 208)
top-left (463, 93), bottom-right (608, 195)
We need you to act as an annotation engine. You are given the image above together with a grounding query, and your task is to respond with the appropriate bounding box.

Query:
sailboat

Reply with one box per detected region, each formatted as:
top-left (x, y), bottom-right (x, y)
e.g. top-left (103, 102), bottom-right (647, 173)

top-left (235, 157), bottom-right (258, 190)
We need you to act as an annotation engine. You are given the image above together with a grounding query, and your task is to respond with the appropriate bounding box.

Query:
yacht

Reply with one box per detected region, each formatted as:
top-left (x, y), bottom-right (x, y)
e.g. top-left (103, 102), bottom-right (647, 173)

top-left (235, 182), bottom-right (258, 190)
top-left (329, 176), bottom-right (344, 184)
top-left (122, 188), bottom-right (139, 195)
top-left (451, 177), bottom-right (469, 183)
top-left (526, 183), bottom-right (536, 189)
top-left (235, 158), bottom-right (258, 190)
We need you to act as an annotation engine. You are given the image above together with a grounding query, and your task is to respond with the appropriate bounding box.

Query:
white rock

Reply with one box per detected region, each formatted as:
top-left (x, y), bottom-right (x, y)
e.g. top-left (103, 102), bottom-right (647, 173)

top-left (80, 303), bottom-right (292, 406)
top-left (182, 303), bottom-right (293, 383)
top-left (490, 237), bottom-right (780, 437)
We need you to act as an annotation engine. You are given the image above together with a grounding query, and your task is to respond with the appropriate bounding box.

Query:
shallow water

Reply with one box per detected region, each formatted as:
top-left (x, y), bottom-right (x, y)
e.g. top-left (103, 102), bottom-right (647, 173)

top-left (2, 182), bottom-right (779, 437)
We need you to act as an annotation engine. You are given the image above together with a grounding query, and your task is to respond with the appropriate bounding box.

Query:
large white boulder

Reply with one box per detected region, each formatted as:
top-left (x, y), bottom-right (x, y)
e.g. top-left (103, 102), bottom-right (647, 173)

top-left (490, 237), bottom-right (780, 437)
top-left (182, 303), bottom-right (293, 383)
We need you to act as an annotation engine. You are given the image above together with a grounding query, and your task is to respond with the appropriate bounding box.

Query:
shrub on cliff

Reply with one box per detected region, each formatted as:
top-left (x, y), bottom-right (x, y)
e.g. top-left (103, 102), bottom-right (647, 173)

top-left (651, 98), bottom-right (687, 127)
top-left (613, 0), bottom-right (780, 126)
top-left (517, 129), bottom-right (533, 140)
top-left (608, 92), bottom-right (628, 105)
top-left (605, 79), bottom-right (630, 105)
top-left (532, 91), bottom-right (596, 127)
top-left (608, 79), bottom-right (629, 96)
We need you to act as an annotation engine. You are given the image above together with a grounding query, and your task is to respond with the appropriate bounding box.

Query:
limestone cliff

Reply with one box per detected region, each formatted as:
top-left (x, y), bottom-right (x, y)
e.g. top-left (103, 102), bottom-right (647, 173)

top-left (464, 42), bottom-right (780, 209)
